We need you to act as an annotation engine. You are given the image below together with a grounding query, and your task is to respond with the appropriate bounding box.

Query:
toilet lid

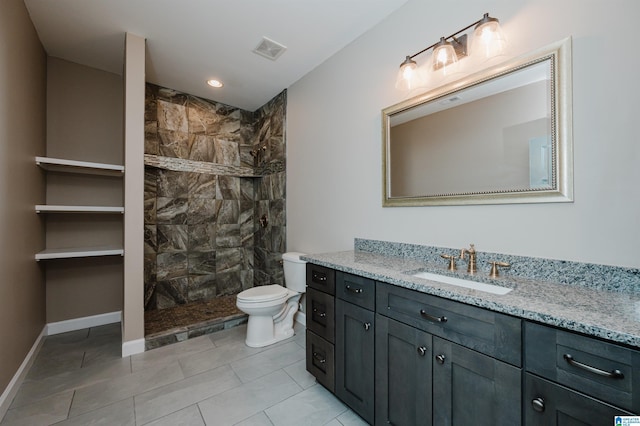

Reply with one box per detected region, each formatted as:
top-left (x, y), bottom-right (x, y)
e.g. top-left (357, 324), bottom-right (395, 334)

top-left (237, 285), bottom-right (288, 303)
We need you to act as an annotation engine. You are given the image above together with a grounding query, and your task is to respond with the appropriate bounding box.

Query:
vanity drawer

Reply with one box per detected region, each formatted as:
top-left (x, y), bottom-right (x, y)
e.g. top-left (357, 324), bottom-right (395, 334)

top-left (336, 271), bottom-right (375, 310)
top-left (306, 330), bottom-right (335, 393)
top-left (376, 282), bottom-right (521, 366)
top-left (525, 321), bottom-right (640, 413)
top-left (306, 264), bottom-right (335, 295)
top-left (524, 373), bottom-right (635, 424)
top-left (306, 287), bottom-right (335, 343)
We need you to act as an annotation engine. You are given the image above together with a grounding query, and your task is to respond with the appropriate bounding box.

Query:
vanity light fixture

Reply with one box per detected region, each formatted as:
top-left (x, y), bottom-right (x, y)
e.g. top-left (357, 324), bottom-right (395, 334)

top-left (207, 79), bottom-right (223, 88)
top-left (395, 13), bottom-right (506, 90)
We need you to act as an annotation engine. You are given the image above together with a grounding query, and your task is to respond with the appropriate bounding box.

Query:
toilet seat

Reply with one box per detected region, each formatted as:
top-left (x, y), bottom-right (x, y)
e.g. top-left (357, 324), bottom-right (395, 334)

top-left (237, 285), bottom-right (288, 303)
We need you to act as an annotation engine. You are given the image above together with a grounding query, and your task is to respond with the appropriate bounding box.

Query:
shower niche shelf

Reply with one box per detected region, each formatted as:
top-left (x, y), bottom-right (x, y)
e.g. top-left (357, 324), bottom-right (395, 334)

top-left (35, 156), bottom-right (125, 261)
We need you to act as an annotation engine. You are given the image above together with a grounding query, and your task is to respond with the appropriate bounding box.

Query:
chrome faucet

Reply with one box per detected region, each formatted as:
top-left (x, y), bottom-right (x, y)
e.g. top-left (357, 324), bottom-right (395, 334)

top-left (460, 244), bottom-right (477, 274)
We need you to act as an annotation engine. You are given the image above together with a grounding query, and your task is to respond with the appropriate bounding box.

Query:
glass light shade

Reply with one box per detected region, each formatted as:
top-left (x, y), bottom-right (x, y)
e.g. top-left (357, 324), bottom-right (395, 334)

top-left (395, 56), bottom-right (425, 90)
top-left (432, 38), bottom-right (458, 75)
top-left (473, 15), bottom-right (507, 59)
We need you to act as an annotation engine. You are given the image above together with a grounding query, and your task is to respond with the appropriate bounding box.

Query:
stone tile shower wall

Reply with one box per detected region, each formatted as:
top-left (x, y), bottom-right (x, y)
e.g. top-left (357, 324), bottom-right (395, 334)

top-left (253, 94), bottom-right (286, 286)
top-left (144, 84), bottom-right (286, 311)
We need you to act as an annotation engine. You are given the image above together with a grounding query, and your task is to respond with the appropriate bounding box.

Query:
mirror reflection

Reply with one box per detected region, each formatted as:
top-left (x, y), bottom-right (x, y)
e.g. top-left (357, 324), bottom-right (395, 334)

top-left (383, 38), bottom-right (573, 206)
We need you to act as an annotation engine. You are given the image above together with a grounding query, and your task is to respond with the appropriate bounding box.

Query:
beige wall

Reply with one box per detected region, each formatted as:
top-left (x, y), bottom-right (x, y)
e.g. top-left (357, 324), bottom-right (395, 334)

top-left (287, 0), bottom-right (640, 268)
top-left (0, 0), bottom-right (47, 398)
top-left (45, 58), bottom-right (124, 322)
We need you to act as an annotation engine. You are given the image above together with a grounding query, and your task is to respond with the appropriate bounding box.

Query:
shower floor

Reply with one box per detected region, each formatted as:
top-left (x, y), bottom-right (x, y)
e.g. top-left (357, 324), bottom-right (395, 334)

top-left (144, 295), bottom-right (247, 350)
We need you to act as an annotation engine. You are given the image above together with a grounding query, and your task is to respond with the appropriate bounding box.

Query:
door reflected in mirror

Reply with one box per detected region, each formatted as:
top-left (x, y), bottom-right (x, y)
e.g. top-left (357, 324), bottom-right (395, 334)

top-left (382, 38), bottom-right (573, 206)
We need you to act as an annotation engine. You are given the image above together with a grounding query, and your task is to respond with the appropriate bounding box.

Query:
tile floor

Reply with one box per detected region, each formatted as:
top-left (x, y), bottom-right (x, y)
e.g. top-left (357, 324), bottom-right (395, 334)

top-left (1, 322), bottom-right (367, 426)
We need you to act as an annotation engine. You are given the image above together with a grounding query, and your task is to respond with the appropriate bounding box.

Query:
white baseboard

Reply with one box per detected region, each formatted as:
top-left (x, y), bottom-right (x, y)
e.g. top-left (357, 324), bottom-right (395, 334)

top-left (122, 338), bottom-right (145, 357)
top-left (0, 327), bottom-right (46, 419)
top-left (46, 311), bottom-right (122, 336)
top-left (295, 311), bottom-right (306, 326)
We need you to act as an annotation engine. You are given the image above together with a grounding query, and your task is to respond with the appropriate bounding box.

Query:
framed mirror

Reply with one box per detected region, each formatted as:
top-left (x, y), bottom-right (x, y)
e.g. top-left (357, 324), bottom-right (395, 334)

top-left (382, 38), bottom-right (573, 206)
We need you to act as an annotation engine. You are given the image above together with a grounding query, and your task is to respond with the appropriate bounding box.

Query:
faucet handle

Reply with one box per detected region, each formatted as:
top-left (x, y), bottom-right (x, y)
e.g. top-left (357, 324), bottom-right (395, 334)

top-left (488, 261), bottom-right (510, 278)
top-left (440, 254), bottom-right (457, 271)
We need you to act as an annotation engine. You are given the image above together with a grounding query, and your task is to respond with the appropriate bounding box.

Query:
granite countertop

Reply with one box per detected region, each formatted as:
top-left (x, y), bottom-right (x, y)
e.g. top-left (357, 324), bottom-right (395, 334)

top-left (302, 250), bottom-right (640, 349)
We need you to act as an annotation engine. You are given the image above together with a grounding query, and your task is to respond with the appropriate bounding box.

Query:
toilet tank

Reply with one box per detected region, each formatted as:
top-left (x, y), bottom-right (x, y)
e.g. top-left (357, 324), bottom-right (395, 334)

top-left (282, 252), bottom-right (307, 293)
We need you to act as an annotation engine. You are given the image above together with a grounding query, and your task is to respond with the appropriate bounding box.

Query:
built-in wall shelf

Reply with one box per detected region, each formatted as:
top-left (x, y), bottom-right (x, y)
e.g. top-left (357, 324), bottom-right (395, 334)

top-left (36, 156), bottom-right (124, 176)
top-left (35, 205), bottom-right (124, 214)
top-left (35, 246), bottom-right (124, 261)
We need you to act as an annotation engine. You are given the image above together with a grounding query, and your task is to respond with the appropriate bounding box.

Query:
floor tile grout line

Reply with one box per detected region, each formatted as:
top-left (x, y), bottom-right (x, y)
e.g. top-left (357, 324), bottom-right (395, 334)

top-left (196, 403), bottom-right (206, 426)
top-left (65, 390), bottom-right (76, 422)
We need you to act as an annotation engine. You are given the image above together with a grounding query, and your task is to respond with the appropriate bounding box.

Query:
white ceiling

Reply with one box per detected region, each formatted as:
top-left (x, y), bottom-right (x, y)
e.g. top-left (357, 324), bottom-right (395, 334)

top-left (23, 0), bottom-right (409, 111)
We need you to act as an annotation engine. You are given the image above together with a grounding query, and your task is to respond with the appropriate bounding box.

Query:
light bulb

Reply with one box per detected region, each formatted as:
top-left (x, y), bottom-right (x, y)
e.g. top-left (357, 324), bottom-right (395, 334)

top-left (473, 14), bottom-right (507, 59)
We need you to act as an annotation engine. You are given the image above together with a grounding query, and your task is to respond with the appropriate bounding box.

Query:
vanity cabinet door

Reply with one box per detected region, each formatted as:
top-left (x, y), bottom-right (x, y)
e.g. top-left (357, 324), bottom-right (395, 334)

top-left (336, 299), bottom-right (375, 424)
top-left (524, 373), bottom-right (635, 425)
top-left (432, 336), bottom-right (521, 425)
top-left (375, 314), bottom-right (432, 426)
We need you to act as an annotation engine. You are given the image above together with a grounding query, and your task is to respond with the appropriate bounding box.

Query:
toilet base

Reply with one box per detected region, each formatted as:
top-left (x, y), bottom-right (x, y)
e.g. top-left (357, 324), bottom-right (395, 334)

top-left (243, 294), bottom-right (301, 348)
top-left (245, 317), bottom-right (295, 348)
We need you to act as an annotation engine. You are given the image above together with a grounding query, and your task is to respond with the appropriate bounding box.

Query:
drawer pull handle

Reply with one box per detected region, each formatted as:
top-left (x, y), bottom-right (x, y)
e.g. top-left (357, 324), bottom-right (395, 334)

top-left (563, 354), bottom-right (624, 379)
top-left (346, 285), bottom-right (363, 294)
top-left (420, 309), bottom-right (448, 323)
top-left (363, 322), bottom-right (371, 331)
top-left (435, 354), bottom-right (446, 364)
top-left (312, 308), bottom-right (326, 318)
top-left (417, 346), bottom-right (427, 356)
top-left (312, 272), bottom-right (327, 282)
top-left (312, 352), bottom-right (326, 364)
top-left (531, 397), bottom-right (545, 413)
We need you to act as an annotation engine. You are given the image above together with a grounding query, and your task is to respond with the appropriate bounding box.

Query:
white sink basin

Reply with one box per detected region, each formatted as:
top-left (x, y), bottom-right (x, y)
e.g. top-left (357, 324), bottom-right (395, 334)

top-left (411, 271), bottom-right (512, 295)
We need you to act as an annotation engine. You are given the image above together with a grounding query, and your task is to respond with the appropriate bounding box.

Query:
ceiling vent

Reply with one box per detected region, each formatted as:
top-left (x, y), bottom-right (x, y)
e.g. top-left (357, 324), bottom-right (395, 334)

top-left (253, 37), bottom-right (287, 61)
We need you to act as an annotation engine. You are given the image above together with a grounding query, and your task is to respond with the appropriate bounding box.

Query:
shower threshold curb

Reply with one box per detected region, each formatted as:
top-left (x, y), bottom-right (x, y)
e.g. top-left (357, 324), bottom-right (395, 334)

top-left (144, 312), bottom-right (248, 351)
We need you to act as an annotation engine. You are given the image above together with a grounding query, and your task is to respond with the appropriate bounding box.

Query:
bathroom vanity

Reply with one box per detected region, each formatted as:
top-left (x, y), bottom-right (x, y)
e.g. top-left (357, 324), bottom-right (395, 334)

top-left (304, 239), bottom-right (640, 425)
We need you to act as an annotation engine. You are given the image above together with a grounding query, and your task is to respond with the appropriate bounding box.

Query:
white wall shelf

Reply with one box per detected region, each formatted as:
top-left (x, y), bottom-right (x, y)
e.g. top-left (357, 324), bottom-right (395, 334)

top-left (35, 246), bottom-right (124, 261)
top-left (35, 156), bottom-right (124, 262)
top-left (35, 205), bottom-right (124, 214)
top-left (36, 156), bottom-right (124, 176)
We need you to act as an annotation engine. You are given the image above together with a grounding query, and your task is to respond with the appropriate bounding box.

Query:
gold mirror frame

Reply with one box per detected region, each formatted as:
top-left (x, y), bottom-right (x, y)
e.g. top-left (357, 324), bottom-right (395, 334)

top-left (382, 38), bottom-right (573, 206)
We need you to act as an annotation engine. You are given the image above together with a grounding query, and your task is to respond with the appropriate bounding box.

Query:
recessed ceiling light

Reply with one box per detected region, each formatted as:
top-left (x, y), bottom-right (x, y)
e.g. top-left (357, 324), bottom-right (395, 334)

top-left (207, 79), bottom-right (223, 88)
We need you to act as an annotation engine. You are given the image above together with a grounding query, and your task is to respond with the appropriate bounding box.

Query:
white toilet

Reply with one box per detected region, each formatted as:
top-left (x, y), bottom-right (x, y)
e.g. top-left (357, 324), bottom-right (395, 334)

top-left (236, 252), bottom-right (307, 348)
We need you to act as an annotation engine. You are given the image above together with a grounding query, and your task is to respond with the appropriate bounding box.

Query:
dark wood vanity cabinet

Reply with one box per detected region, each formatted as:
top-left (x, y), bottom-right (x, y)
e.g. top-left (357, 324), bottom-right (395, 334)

top-left (524, 321), bottom-right (639, 424)
top-left (306, 264), bottom-right (336, 392)
top-left (305, 263), bottom-right (640, 426)
top-left (375, 282), bottom-right (522, 426)
top-left (335, 272), bottom-right (376, 424)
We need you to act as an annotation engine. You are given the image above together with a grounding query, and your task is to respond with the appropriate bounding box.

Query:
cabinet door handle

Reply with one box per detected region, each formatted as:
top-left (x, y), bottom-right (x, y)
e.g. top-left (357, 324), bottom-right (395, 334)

top-left (417, 346), bottom-right (427, 356)
top-left (435, 354), bottom-right (446, 364)
top-left (531, 397), bottom-right (545, 413)
top-left (312, 308), bottom-right (326, 318)
top-left (312, 352), bottom-right (326, 364)
top-left (363, 322), bottom-right (371, 331)
top-left (345, 285), bottom-right (363, 294)
top-left (312, 272), bottom-right (327, 282)
top-left (563, 354), bottom-right (624, 379)
top-left (420, 309), bottom-right (447, 323)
